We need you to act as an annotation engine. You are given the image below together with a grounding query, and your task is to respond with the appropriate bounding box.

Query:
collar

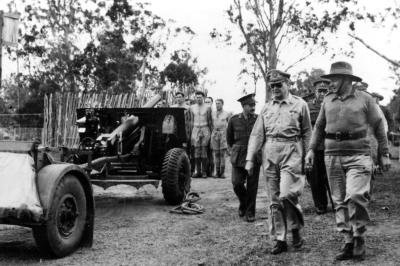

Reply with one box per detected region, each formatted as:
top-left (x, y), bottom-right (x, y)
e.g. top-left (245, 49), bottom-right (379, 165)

top-left (331, 88), bottom-right (357, 102)
top-left (239, 112), bottom-right (255, 119)
top-left (272, 93), bottom-right (294, 105)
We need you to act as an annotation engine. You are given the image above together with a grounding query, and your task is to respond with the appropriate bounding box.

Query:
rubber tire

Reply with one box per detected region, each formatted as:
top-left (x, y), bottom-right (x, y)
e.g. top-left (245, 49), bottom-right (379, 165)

top-left (161, 148), bottom-right (191, 205)
top-left (32, 174), bottom-right (87, 258)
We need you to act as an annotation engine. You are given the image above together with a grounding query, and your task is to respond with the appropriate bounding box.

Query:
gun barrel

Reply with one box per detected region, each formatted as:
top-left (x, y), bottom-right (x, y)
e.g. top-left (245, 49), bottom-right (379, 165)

top-left (107, 115), bottom-right (139, 145)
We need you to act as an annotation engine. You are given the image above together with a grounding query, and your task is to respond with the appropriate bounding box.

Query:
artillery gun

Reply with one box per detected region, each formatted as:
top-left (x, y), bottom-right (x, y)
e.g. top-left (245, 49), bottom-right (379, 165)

top-left (0, 96), bottom-right (191, 258)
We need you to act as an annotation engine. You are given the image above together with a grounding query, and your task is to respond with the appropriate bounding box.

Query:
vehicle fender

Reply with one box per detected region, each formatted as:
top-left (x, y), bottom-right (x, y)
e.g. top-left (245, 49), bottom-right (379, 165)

top-left (36, 163), bottom-right (95, 247)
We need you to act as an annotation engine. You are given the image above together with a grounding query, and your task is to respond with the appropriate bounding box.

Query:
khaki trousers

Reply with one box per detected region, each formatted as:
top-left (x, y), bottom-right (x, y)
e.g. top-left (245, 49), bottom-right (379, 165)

top-left (263, 141), bottom-right (305, 241)
top-left (325, 154), bottom-right (372, 238)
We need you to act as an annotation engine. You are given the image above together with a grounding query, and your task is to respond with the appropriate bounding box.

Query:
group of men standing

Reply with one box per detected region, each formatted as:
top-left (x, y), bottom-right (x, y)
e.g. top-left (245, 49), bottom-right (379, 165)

top-left (172, 91), bottom-right (231, 179)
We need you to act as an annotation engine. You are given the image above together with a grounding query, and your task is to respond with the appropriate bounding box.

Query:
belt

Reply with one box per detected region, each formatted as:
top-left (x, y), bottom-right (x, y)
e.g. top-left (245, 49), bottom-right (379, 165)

top-left (265, 136), bottom-right (300, 142)
top-left (325, 130), bottom-right (367, 141)
top-left (213, 128), bottom-right (225, 131)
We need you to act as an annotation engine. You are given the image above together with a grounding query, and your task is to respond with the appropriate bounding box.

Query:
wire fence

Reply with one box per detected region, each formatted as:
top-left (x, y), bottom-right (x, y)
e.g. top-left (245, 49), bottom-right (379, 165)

top-left (0, 114), bottom-right (43, 141)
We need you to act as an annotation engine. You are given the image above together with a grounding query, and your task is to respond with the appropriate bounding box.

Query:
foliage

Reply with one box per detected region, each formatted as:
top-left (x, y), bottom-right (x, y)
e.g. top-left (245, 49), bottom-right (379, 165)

top-left (211, 0), bottom-right (378, 101)
top-left (3, 0), bottom-right (199, 112)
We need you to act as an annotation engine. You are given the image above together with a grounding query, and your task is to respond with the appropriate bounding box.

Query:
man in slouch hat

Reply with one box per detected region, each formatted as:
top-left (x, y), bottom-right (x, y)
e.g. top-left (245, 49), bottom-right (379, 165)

top-left (306, 61), bottom-right (390, 261)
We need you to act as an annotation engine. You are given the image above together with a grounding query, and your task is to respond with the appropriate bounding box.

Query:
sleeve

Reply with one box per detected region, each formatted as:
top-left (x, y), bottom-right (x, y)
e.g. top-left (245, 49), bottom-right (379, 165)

top-left (226, 116), bottom-right (234, 148)
top-left (309, 101), bottom-right (326, 151)
top-left (300, 101), bottom-right (312, 154)
top-left (246, 107), bottom-right (266, 162)
top-left (367, 98), bottom-right (389, 155)
top-left (383, 107), bottom-right (394, 132)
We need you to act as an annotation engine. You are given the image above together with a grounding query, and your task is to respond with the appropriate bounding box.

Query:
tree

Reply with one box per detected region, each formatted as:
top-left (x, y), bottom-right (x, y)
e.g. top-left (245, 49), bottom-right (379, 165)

top-left (292, 68), bottom-right (325, 97)
top-left (5, 0), bottom-right (198, 111)
top-left (211, 0), bottom-right (370, 101)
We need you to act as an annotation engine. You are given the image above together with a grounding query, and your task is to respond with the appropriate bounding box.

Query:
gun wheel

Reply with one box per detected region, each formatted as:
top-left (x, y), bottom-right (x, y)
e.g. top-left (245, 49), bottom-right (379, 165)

top-left (161, 148), bottom-right (191, 205)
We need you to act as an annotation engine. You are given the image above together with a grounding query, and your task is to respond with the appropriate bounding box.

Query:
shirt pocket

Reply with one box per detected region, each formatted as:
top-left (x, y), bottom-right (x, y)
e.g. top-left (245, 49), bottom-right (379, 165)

top-left (263, 112), bottom-right (275, 130)
top-left (289, 109), bottom-right (300, 128)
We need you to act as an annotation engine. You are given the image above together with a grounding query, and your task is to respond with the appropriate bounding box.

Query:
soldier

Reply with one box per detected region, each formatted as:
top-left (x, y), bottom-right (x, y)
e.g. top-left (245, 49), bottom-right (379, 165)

top-left (210, 99), bottom-right (231, 178)
top-left (205, 96), bottom-right (213, 107)
top-left (305, 61), bottom-right (390, 261)
top-left (306, 78), bottom-right (331, 215)
top-left (171, 91), bottom-right (189, 109)
top-left (189, 91), bottom-right (213, 178)
top-left (172, 92), bottom-right (192, 153)
top-left (371, 92), bottom-right (394, 135)
top-left (205, 96), bottom-right (215, 176)
top-left (226, 94), bottom-right (261, 223)
top-left (245, 70), bottom-right (312, 255)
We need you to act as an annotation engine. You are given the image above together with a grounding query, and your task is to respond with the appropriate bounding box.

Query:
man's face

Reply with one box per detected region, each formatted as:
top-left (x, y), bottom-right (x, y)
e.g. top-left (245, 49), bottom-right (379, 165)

top-left (196, 94), bottom-right (204, 105)
top-left (242, 102), bottom-right (256, 115)
top-left (215, 100), bottom-right (223, 111)
top-left (175, 94), bottom-right (184, 104)
top-left (205, 98), bottom-right (212, 106)
top-left (185, 99), bottom-right (191, 105)
top-left (329, 76), bottom-right (351, 94)
top-left (315, 82), bottom-right (329, 100)
top-left (270, 81), bottom-right (289, 100)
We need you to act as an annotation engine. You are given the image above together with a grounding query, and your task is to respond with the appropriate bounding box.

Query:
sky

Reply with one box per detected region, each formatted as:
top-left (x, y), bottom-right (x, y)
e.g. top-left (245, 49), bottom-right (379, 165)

top-left (1, 0), bottom-right (399, 113)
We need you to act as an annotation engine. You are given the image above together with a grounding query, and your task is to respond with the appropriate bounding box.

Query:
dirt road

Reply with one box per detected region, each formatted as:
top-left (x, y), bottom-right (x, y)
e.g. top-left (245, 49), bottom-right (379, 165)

top-left (0, 160), bottom-right (400, 265)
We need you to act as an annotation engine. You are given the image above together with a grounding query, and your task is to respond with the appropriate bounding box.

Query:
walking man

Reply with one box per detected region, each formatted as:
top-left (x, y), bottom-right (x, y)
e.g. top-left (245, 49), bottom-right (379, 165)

top-left (190, 91), bottom-right (213, 178)
top-left (226, 94), bottom-right (261, 222)
top-left (245, 70), bottom-right (312, 254)
top-left (305, 61), bottom-right (390, 261)
top-left (306, 78), bottom-right (331, 215)
top-left (210, 99), bottom-right (231, 178)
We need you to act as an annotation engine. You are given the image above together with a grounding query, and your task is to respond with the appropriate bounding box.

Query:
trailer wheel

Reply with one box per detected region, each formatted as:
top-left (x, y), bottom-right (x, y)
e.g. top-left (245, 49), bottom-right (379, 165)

top-left (161, 148), bottom-right (191, 205)
top-left (33, 174), bottom-right (87, 258)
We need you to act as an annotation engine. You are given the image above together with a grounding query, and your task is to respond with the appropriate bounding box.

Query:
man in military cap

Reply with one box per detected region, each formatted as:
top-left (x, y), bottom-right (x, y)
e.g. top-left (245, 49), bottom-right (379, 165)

top-left (306, 61), bottom-right (390, 261)
top-left (189, 91), bottom-right (213, 178)
top-left (226, 93), bottom-right (261, 222)
top-left (246, 69), bottom-right (312, 254)
top-left (306, 78), bottom-right (331, 215)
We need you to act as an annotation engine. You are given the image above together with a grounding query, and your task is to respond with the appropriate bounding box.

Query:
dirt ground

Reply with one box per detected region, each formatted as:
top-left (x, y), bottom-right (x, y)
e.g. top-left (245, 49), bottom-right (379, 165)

top-left (0, 156), bottom-right (400, 266)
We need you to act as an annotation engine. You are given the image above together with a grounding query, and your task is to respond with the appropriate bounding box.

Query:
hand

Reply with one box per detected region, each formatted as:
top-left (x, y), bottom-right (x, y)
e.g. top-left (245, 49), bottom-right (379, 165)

top-left (245, 161), bottom-right (254, 176)
top-left (380, 156), bottom-right (391, 172)
top-left (227, 147), bottom-right (232, 156)
top-left (305, 150), bottom-right (315, 170)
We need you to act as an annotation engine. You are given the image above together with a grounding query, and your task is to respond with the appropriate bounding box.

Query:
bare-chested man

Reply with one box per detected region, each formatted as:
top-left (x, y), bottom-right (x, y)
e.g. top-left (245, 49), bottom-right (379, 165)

top-left (211, 99), bottom-right (231, 178)
top-left (190, 91), bottom-right (213, 178)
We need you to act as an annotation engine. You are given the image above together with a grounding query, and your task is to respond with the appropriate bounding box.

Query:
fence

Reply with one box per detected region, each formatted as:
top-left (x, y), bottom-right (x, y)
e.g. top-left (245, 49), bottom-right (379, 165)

top-left (0, 114), bottom-right (43, 141)
top-left (42, 91), bottom-right (156, 148)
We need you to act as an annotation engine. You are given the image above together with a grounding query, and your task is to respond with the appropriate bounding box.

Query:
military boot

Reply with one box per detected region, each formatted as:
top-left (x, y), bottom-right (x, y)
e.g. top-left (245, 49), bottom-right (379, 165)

top-left (201, 158), bottom-right (208, 178)
top-left (192, 159), bottom-right (202, 178)
top-left (335, 243), bottom-right (354, 261)
top-left (270, 241), bottom-right (288, 255)
top-left (292, 229), bottom-right (304, 248)
top-left (219, 165), bottom-right (226, 179)
top-left (353, 236), bottom-right (366, 260)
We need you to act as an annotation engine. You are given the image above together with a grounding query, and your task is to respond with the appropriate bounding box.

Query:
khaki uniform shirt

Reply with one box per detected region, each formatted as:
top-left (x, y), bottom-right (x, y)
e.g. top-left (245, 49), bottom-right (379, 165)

top-left (309, 89), bottom-right (389, 155)
top-left (246, 94), bottom-right (312, 162)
